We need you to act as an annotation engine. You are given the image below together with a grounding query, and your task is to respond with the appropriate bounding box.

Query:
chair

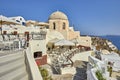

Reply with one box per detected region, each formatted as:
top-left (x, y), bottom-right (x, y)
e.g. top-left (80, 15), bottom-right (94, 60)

top-left (0, 35), bottom-right (3, 42)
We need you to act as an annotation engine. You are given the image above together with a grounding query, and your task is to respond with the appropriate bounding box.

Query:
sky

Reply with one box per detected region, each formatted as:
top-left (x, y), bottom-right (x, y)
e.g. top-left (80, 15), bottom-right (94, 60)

top-left (0, 0), bottom-right (120, 35)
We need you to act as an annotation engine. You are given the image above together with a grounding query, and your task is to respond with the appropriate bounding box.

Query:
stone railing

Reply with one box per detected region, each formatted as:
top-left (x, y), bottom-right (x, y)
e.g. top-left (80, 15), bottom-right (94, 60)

top-left (25, 48), bottom-right (43, 80)
top-left (87, 63), bottom-right (98, 80)
top-left (87, 56), bottom-right (109, 80)
top-left (0, 50), bottom-right (29, 80)
top-left (0, 48), bottom-right (43, 80)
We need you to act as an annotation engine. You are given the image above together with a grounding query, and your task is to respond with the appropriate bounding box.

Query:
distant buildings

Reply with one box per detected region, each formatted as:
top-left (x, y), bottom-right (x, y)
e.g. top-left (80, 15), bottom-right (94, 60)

top-left (0, 11), bottom-right (92, 66)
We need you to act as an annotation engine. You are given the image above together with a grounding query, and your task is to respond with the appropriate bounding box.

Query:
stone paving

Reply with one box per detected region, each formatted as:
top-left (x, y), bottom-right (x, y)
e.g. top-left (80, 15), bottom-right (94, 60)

top-left (73, 61), bottom-right (88, 80)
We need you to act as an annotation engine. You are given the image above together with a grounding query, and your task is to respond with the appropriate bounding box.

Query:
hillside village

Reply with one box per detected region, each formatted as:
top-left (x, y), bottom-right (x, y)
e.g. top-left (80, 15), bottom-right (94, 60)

top-left (0, 11), bottom-right (120, 80)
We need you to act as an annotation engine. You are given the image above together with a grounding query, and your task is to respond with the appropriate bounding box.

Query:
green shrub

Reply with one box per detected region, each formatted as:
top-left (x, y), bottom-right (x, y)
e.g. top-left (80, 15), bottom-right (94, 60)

top-left (38, 67), bottom-right (53, 80)
top-left (107, 66), bottom-right (112, 77)
top-left (96, 70), bottom-right (106, 80)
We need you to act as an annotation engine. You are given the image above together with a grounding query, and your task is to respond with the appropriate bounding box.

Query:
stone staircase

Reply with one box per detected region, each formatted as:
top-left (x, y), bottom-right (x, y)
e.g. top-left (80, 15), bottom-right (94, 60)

top-left (0, 50), bottom-right (29, 80)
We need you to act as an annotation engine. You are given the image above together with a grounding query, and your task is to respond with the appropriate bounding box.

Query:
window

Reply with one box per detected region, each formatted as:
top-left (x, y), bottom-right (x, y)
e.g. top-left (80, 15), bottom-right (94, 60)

top-left (63, 22), bottom-right (66, 29)
top-left (53, 22), bottom-right (56, 30)
top-left (20, 18), bottom-right (22, 20)
top-left (22, 22), bottom-right (26, 25)
top-left (34, 51), bottom-right (42, 58)
top-left (16, 20), bottom-right (20, 22)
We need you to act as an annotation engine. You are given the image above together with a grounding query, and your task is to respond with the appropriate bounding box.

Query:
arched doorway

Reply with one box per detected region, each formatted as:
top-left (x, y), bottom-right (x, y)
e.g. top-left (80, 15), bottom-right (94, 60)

top-left (63, 22), bottom-right (66, 30)
top-left (53, 22), bottom-right (56, 30)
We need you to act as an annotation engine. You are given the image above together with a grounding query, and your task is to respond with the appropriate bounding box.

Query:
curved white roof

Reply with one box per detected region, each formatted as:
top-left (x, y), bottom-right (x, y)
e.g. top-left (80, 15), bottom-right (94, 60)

top-left (46, 30), bottom-right (64, 43)
top-left (0, 15), bottom-right (20, 25)
top-left (54, 39), bottom-right (75, 46)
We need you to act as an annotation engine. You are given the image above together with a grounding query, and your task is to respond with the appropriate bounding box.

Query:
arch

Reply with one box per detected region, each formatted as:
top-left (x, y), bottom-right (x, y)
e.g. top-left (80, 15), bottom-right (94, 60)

top-left (63, 22), bottom-right (66, 30)
top-left (53, 22), bottom-right (56, 30)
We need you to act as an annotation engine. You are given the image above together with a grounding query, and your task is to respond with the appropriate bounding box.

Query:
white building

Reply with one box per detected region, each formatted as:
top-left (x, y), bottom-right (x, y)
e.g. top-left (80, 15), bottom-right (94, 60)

top-left (0, 11), bottom-right (92, 54)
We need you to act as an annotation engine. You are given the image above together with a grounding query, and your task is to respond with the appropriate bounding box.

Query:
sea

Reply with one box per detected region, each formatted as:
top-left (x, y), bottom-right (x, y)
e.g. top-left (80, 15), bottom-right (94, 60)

top-left (100, 35), bottom-right (120, 50)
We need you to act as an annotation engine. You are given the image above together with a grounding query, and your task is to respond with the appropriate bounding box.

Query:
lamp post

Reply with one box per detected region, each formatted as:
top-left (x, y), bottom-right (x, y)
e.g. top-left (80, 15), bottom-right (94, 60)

top-left (0, 17), bottom-right (2, 35)
top-left (74, 38), bottom-right (78, 48)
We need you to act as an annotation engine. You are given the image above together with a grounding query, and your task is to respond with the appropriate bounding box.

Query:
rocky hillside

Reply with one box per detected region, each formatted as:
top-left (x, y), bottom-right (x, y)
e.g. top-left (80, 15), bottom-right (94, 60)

top-left (91, 36), bottom-right (120, 54)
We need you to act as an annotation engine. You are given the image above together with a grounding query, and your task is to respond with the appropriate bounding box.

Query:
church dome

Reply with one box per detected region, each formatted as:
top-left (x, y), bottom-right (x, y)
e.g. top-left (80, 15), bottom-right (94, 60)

top-left (49, 11), bottom-right (68, 20)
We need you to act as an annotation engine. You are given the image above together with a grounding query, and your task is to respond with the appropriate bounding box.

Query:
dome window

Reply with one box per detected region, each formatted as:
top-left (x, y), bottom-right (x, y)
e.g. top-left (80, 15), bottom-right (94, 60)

top-left (53, 22), bottom-right (56, 30)
top-left (16, 20), bottom-right (20, 22)
top-left (22, 22), bottom-right (26, 26)
top-left (20, 18), bottom-right (22, 20)
top-left (63, 22), bottom-right (66, 29)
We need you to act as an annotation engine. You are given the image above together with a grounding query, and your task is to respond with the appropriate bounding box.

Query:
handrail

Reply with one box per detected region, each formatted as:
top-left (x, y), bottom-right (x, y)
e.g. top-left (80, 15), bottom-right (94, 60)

top-left (25, 48), bottom-right (43, 80)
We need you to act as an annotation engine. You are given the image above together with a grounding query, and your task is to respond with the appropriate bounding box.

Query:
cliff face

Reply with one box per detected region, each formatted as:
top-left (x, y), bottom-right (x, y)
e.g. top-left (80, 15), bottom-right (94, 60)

top-left (91, 36), bottom-right (120, 54)
top-left (92, 37), bottom-right (110, 50)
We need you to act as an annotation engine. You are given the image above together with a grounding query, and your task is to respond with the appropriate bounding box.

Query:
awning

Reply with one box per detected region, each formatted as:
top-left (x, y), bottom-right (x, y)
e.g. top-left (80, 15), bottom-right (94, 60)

top-left (54, 39), bottom-right (75, 46)
top-left (49, 38), bottom-right (60, 43)
top-left (70, 38), bottom-right (79, 44)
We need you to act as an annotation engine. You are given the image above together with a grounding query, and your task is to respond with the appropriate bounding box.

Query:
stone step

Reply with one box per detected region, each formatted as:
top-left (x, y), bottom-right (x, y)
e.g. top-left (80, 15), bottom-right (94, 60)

top-left (0, 51), bottom-right (24, 64)
top-left (19, 73), bottom-right (29, 80)
top-left (0, 60), bottom-right (25, 77)
top-left (0, 65), bottom-right (27, 80)
top-left (12, 69), bottom-right (29, 80)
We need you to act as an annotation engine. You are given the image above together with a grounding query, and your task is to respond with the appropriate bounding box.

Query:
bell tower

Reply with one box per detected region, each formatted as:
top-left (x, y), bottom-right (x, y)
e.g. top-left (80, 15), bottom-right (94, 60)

top-left (48, 11), bottom-right (69, 39)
